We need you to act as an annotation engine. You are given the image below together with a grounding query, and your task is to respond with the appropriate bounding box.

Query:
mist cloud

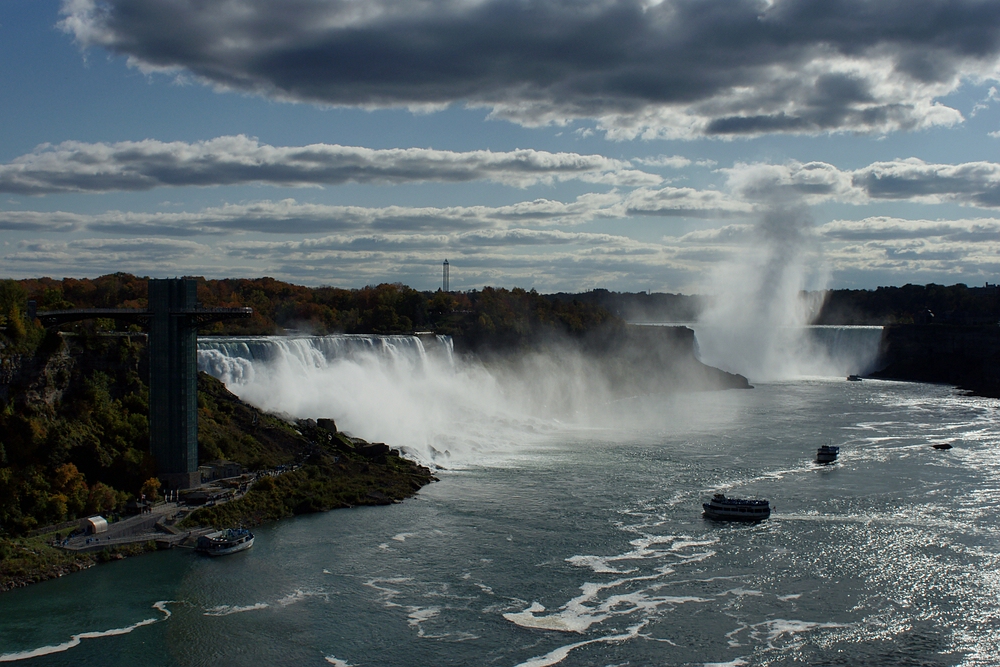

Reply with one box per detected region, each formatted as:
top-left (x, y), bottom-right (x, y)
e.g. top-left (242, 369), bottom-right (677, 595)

top-left (60, 0), bottom-right (1000, 138)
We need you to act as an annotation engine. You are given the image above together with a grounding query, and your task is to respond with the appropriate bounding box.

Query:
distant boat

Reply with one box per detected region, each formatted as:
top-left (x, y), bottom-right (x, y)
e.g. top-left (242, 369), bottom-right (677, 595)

top-left (196, 528), bottom-right (254, 556)
top-left (847, 374), bottom-right (862, 382)
top-left (702, 494), bottom-right (770, 521)
top-left (932, 443), bottom-right (953, 450)
top-left (816, 445), bottom-right (840, 464)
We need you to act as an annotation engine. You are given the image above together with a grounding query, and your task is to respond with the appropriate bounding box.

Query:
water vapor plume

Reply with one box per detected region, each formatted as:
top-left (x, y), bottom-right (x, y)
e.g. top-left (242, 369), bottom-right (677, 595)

top-left (694, 202), bottom-right (840, 380)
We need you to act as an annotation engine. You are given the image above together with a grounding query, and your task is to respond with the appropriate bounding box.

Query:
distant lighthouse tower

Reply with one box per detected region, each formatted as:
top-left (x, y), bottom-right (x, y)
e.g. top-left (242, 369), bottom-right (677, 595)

top-left (442, 259), bottom-right (450, 292)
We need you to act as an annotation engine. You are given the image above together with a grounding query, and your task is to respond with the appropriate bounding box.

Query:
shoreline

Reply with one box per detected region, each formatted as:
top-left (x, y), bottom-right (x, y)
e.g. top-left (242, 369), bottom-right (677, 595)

top-left (0, 433), bottom-right (437, 594)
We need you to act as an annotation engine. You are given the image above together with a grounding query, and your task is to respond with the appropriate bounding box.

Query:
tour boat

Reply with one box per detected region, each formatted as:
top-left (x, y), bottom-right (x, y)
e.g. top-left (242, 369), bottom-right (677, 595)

top-left (847, 374), bottom-right (862, 382)
top-left (196, 528), bottom-right (254, 556)
top-left (702, 494), bottom-right (770, 521)
top-left (816, 445), bottom-right (840, 463)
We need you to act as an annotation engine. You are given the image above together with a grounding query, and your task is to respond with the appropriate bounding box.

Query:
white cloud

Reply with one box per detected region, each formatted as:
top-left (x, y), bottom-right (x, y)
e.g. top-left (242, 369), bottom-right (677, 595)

top-left (633, 155), bottom-right (692, 169)
top-left (626, 186), bottom-right (753, 217)
top-left (723, 158), bottom-right (1000, 208)
top-left (0, 135), bottom-right (659, 194)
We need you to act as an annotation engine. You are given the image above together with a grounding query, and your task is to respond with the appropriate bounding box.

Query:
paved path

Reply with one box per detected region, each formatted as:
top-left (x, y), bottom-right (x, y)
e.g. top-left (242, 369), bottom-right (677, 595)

top-left (62, 502), bottom-right (187, 552)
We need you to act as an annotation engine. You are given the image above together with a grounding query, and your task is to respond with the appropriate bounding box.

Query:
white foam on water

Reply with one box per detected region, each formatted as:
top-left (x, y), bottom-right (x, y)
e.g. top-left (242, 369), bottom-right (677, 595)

top-left (203, 602), bottom-right (269, 616)
top-left (512, 622), bottom-right (647, 667)
top-left (276, 589), bottom-right (328, 607)
top-left (755, 618), bottom-right (848, 643)
top-left (405, 606), bottom-right (441, 637)
top-left (0, 601), bottom-right (174, 663)
top-left (718, 588), bottom-right (763, 598)
top-left (565, 555), bottom-right (637, 574)
top-left (324, 657), bottom-right (355, 667)
top-left (704, 659), bottom-right (749, 667)
top-left (392, 532), bottom-right (416, 542)
top-left (363, 577), bottom-right (411, 609)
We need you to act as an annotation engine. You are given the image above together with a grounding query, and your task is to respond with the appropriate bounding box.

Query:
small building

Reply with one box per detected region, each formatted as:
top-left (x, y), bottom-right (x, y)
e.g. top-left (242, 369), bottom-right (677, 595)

top-left (200, 459), bottom-right (244, 482)
top-left (81, 516), bottom-right (108, 535)
top-left (125, 499), bottom-right (152, 515)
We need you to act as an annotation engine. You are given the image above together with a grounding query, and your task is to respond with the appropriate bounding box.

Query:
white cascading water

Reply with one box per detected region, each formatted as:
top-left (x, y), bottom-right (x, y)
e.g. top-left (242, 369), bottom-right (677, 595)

top-left (198, 327), bottom-right (884, 467)
top-left (198, 335), bottom-right (629, 466)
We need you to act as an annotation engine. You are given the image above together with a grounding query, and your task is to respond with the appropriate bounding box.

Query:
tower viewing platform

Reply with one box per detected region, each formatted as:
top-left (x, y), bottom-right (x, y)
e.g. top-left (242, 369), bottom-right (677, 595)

top-left (35, 278), bottom-right (252, 489)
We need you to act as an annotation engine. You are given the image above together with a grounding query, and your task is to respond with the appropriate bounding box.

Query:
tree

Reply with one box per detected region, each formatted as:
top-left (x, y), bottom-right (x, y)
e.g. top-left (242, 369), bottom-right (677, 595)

top-left (140, 477), bottom-right (161, 503)
top-left (52, 463), bottom-right (89, 517)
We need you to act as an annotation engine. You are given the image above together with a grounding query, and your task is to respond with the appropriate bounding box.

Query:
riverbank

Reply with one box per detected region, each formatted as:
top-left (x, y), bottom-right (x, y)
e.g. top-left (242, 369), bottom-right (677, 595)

top-left (0, 333), bottom-right (437, 593)
top-left (1, 441), bottom-right (436, 592)
top-left (0, 533), bottom-right (157, 592)
top-left (871, 324), bottom-right (1000, 398)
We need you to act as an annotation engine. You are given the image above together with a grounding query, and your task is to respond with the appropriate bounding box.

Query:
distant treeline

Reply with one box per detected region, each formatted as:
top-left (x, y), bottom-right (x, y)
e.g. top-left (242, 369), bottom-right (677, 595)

top-left (812, 283), bottom-right (1000, 325)
top-left (3, 276), bottom-right (997, 347)
top-left (547, 289), bottom-right (702, 323)
top-left (1, 274), bottom-right (619, 352)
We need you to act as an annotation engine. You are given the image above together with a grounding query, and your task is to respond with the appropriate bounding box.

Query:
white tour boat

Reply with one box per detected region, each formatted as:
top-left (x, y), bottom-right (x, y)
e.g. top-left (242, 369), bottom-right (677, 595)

top-left (196, 528), bottom-right (255, 556)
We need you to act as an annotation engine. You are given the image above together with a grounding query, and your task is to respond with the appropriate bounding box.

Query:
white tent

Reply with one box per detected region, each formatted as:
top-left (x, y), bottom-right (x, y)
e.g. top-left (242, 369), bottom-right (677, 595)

top-left (81, 515), bottom-right (108, 535)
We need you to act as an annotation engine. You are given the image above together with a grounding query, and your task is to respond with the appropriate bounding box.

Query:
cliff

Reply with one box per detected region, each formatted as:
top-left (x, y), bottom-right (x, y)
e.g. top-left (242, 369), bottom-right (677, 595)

top-left (871, 324), bottom-right (1000, 397)
top-left (457, 323), bottom-right (751, 393)
top-left (582, 324), bottom-right (751, 393)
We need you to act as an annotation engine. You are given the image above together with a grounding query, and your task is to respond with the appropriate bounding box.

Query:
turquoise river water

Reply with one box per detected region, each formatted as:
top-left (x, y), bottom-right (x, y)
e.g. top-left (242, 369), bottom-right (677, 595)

top-left (1, 332), bottom-right (999, 666)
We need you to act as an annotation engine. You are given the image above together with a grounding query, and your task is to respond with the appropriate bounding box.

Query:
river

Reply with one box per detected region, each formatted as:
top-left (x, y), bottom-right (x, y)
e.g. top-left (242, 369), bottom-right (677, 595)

top-left (1, 329), bottom-right (998, 666)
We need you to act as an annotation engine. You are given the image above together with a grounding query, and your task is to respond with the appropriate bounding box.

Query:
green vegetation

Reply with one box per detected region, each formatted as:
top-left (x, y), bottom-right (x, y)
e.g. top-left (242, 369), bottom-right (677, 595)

top-left (0, 312), bottom-right (438, 591)
top-left (0, 532), bottom-right (96, 592)
top-left (0, 531), bottom-right (158, 592)
top-left (0, 334), bottom-right (153, 536)
top-left (181, 447), bottom-right (435, 530)
top-left (815, 283), bottom-right (1000, 325)
top-left (12, 274), bottom-right (618, 346)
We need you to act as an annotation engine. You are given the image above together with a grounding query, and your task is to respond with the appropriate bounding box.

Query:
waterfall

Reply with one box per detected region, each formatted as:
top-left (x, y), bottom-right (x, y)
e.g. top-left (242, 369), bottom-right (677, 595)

top-left (198, 334), bottom-right (453, 387)
top-left (805, 326), bottom-right (884, 376)
top-left (693, 325), bottom-right (884, 380)
top-left (197, 334), bottom-right (525, 465)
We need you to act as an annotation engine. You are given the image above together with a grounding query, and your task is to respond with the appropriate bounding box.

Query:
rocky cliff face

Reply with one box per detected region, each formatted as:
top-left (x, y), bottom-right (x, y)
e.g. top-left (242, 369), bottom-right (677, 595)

top-left (584, 324), bottom-right (752, 393)
top-left (457, 323), bottom-right (751, 393)
top-left (872, 324), bottom-right (1000, 397)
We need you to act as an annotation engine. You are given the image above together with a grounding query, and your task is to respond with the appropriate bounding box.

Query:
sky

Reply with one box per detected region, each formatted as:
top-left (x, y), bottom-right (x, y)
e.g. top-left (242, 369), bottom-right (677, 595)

top-left (2, 0), bottom-right (1000, 294)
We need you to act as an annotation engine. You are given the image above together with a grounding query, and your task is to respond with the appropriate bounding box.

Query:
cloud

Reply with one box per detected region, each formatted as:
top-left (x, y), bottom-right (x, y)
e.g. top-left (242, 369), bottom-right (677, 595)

top-left (59, 0), bottom-right (1000, 138)
top-left (818, 216), bottom-right (1000, 242)
top-left (724, 158), bottom-right (1000, 207)
top-left (626, 186), bottom-right (753, 217)
top-left (0, 135), bottom-right (658, 195)
top-left (0, 211), bottom-right (85, 232)
top-left (633, 155), bottom-right (692, 169)
top-left (0, 195), bottom-right (626, 238)
top-left (4, 237), bottom-right (210, 270)
top-left (849, 159), bottom-right (1000, 206)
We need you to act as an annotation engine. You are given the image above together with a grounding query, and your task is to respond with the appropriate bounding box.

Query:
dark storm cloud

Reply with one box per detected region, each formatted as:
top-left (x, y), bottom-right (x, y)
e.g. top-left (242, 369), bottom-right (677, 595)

top-left (0, 136), bottom-right (656, 195)
top-left (60, 0), bottom-right (1000, 137)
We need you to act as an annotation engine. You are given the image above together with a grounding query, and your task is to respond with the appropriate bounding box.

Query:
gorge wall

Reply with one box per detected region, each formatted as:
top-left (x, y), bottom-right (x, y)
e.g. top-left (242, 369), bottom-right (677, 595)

top-left (872, 324), bottom-right (1000, 397)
